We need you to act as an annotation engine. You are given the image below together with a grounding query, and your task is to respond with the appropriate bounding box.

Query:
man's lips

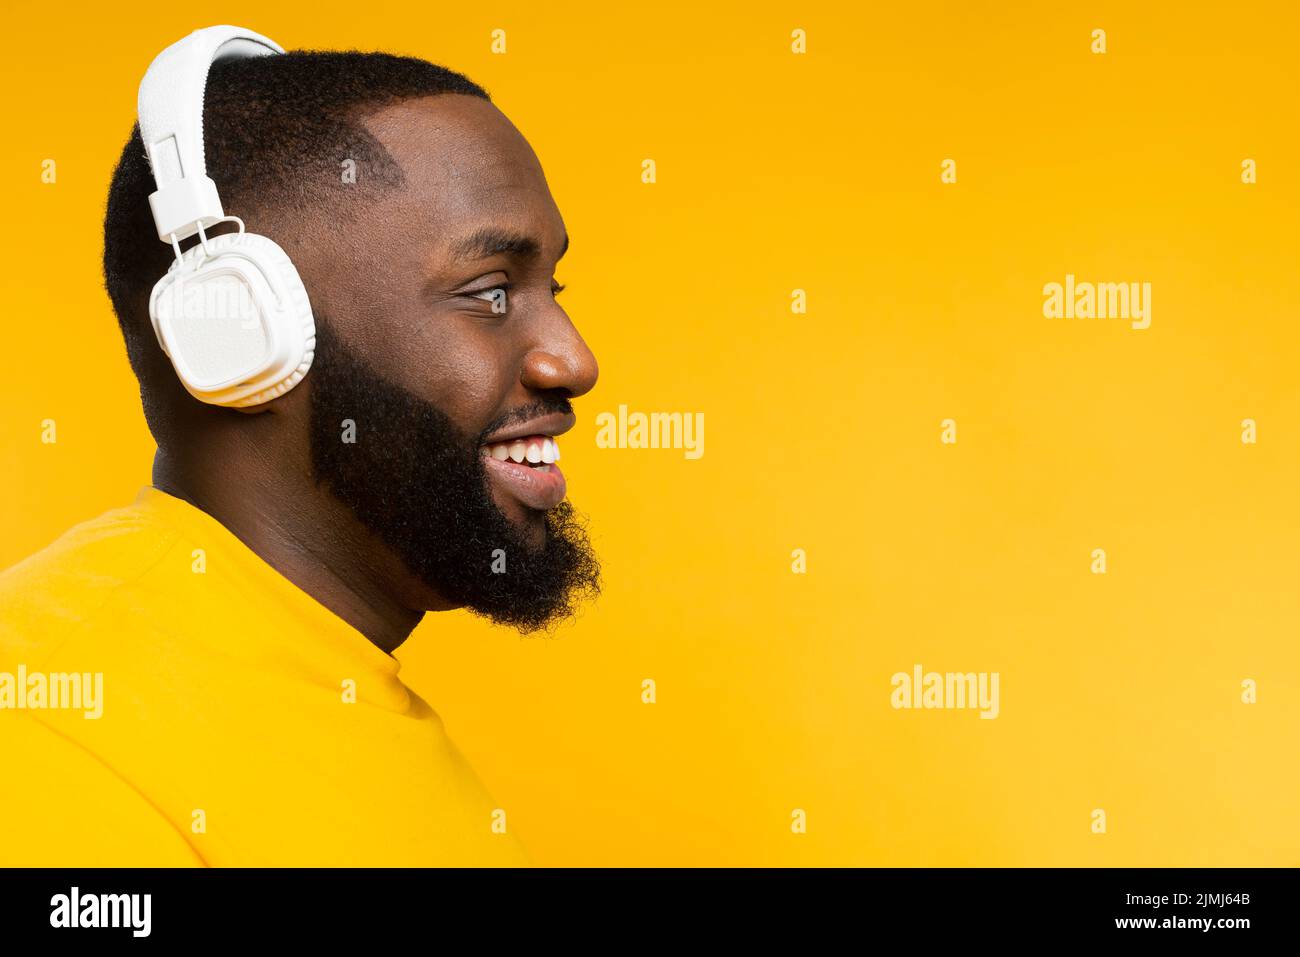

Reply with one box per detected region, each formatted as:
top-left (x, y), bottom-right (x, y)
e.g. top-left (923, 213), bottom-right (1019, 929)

top-left (481, 431), bottom-right (567, 511)
top-left (482, 411), bottom-right (575, 446)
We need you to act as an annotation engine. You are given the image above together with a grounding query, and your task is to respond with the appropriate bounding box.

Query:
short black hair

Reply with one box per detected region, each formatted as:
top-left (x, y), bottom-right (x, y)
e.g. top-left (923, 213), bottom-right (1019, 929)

top-left (102, 49), bottom-right (490, 434)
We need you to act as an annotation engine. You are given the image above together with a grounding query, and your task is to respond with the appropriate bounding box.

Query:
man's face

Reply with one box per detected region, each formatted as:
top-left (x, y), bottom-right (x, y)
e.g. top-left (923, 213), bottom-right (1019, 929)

top-left (296, 94), bottom-right (601, 630)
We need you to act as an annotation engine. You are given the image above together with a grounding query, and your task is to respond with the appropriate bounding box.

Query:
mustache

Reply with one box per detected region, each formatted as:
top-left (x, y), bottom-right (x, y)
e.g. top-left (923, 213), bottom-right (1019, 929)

top-left (477, 395), bottom-right (574, 444)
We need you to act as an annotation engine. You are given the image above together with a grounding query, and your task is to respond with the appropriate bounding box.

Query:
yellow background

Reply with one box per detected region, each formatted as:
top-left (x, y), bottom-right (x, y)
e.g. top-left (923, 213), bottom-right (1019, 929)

top-left (2, 0), bottom-right (1297, 865)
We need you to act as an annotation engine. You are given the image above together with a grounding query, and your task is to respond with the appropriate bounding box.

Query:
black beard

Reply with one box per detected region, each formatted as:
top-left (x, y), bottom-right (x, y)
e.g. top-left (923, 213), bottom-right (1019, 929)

top-left (306, 321), bottom-right (600, 633)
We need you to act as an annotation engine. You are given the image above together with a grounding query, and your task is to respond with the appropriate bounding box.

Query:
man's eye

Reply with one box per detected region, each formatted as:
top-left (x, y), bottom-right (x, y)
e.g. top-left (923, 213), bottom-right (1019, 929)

top-left (469, 286), bottom-right (509, 314)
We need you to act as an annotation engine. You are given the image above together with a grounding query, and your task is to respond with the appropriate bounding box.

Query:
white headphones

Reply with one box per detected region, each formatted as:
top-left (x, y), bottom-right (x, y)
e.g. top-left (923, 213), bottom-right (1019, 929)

top-left (138, 25), bottom-right (315, 408)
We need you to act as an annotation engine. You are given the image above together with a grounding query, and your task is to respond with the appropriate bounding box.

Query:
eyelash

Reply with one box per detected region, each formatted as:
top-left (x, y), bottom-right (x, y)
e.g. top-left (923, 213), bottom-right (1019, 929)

top-left (467, 282), bottom-right (566, 306)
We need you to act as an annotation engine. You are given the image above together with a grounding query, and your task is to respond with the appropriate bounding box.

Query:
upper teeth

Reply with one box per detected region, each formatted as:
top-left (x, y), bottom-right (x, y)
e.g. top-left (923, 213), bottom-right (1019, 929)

top-left (485, 436), bottom-right (560, 465)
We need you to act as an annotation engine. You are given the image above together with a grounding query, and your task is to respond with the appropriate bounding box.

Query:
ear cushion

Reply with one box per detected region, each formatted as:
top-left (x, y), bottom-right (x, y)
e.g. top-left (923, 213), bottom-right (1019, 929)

top-left (150, 231), bottom-right (316, 408)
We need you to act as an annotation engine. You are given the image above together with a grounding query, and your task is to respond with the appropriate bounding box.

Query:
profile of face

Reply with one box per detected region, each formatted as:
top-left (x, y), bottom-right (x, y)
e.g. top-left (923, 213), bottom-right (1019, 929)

top-left (291, 94), bottom-right (601, 632)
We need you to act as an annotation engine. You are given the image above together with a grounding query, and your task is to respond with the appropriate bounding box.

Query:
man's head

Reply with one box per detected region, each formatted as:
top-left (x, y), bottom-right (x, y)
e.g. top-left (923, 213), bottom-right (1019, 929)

top-left (104, 50), bottom-right (600, 633)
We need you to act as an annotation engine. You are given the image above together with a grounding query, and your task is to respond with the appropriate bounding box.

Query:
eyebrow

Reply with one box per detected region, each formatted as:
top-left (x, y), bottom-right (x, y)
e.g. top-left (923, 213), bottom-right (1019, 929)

top-left (449, 226), bottom-right (569, 264)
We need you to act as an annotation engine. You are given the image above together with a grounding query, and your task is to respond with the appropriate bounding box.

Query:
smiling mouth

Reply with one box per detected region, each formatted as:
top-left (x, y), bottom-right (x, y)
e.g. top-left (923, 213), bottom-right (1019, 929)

top-left (481, 434), bottom-right (561, 471)
top-left (480, 434), bottom-right (567, 511)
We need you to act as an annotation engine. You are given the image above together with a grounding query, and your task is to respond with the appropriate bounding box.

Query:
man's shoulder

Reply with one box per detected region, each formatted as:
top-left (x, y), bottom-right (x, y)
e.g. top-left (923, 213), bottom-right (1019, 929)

top-left (0, 495), bottom-right (183, 663)
top-left (0, 711), bottom-right (204, 866)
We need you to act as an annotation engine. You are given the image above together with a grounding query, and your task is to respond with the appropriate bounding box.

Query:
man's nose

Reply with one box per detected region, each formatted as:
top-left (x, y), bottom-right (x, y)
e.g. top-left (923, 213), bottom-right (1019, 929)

top-left (520, 318), bottom-right (599, 398)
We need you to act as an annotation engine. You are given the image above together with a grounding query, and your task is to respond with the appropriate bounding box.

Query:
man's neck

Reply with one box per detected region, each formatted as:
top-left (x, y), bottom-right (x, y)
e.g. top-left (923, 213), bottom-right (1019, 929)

top-left (151, 447), bottom-right (437, 655)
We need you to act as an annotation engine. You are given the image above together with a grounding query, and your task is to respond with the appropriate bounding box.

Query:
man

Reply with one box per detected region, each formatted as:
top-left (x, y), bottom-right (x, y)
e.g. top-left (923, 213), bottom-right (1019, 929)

top-left (0, 35), bottom-right (600, 865)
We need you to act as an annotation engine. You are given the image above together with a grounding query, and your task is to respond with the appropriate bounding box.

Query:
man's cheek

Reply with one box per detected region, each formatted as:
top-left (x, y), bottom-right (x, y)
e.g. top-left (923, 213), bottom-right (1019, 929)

top-left (426, 377), bottom-right (503, 437)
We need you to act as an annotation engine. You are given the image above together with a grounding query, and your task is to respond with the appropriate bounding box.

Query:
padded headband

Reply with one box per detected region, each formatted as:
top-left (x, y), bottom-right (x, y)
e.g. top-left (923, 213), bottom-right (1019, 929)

top-left (137, 26), bottom-right (284, 243)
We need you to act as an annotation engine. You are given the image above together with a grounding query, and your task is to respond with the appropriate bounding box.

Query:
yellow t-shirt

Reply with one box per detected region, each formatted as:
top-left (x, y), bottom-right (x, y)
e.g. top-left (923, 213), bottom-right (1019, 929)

top-left (0, 486), bottom-right (530, 867)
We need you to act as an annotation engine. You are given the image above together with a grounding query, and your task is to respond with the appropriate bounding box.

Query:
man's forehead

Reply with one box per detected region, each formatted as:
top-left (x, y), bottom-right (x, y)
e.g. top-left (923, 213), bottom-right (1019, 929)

top-left (358, 94), bottom-right (561, 255)
top-left (361, 96), bottom-right (544, 200)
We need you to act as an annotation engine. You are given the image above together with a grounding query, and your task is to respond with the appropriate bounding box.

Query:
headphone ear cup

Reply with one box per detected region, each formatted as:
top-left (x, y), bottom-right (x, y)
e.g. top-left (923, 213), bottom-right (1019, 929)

top-left (148, 232), bottom-right (315, 408)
